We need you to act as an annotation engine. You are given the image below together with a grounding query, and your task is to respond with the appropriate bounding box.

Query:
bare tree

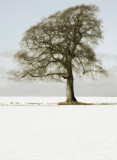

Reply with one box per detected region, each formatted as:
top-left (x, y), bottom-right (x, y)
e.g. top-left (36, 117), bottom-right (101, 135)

top-left (10, 4), bottom-right (108, 102)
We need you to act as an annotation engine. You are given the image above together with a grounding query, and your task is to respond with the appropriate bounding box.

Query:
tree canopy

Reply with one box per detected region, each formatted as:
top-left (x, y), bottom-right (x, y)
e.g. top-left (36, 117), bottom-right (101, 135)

top-left (10, 4), bottom-right (108, 102)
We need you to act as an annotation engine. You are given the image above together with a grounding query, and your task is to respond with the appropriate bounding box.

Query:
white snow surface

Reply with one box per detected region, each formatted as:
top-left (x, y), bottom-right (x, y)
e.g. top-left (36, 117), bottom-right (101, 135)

top-left (0, 100), bottom-right (117, 159)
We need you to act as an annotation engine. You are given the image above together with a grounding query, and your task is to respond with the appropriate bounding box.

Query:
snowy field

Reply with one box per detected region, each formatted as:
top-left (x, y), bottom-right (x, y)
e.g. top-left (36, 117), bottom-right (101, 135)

top-left (0, 97), bottom-right (117, 105)
top-left (0, 99), bottom-right (117, 159)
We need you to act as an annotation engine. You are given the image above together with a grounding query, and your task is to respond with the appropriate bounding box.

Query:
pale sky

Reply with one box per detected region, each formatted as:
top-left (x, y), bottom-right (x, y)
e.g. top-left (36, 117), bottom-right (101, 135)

top-left (0, 0), bottom-right (117, 97)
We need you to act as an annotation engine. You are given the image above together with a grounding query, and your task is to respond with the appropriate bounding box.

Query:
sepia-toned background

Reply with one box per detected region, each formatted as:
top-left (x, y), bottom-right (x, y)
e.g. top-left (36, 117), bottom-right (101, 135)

top-left (0, 0), bottom-right (117, 96)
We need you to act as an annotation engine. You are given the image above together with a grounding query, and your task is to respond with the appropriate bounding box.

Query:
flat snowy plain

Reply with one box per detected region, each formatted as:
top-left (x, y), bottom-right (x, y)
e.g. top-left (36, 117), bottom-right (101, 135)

top-left (0, 97), bottom-right (117, 160)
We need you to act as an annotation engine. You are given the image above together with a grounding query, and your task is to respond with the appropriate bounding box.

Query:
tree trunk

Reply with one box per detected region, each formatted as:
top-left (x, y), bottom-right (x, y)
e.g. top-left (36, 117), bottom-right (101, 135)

top-left (66, 76), bottom-right (77, 102)
top-left (66, 57), bottom-right (77, 102)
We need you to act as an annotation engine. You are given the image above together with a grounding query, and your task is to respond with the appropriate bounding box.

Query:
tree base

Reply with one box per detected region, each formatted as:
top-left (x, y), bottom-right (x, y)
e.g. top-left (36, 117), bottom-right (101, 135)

top-left (58, 101), bottom-right (90, 105)
top-left (66, 97), bottom-right (77, 103)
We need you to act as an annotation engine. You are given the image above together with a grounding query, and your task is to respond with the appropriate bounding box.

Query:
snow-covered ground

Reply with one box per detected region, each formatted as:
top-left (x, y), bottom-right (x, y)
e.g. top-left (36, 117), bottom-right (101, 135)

top-left (0, 97), bottom-right (117, 105)
top-left (0, 103), bottom-right (117, 160)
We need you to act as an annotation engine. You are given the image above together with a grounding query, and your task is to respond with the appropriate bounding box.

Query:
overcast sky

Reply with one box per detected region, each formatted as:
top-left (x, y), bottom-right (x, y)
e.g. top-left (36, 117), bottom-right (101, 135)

top-left (0, 0), bottom-right (117, 97)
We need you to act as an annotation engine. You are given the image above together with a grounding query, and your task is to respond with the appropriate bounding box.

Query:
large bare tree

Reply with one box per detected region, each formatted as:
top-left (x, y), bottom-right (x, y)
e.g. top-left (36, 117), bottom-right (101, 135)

top-left (10, 4), bottom-right (108, 102)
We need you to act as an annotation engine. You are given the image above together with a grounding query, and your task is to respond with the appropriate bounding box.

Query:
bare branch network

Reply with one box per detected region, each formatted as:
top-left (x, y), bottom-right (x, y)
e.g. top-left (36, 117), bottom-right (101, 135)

top-left (9, 4), bottom-right (108, 102)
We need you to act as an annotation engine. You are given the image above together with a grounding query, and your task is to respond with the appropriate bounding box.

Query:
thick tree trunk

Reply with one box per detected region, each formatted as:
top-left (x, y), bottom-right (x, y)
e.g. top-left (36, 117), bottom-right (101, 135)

top-left (66, 57), bottom-right (77, 102)
top-left (66, 77), bottom-right (77, 102)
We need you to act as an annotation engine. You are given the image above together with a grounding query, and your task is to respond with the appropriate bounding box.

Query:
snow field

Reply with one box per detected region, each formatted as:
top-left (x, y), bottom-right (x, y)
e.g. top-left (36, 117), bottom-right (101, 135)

top-left (0, 97), bottom-right (117, 105)
top-left (0, 105), bottom-right (117, 160)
